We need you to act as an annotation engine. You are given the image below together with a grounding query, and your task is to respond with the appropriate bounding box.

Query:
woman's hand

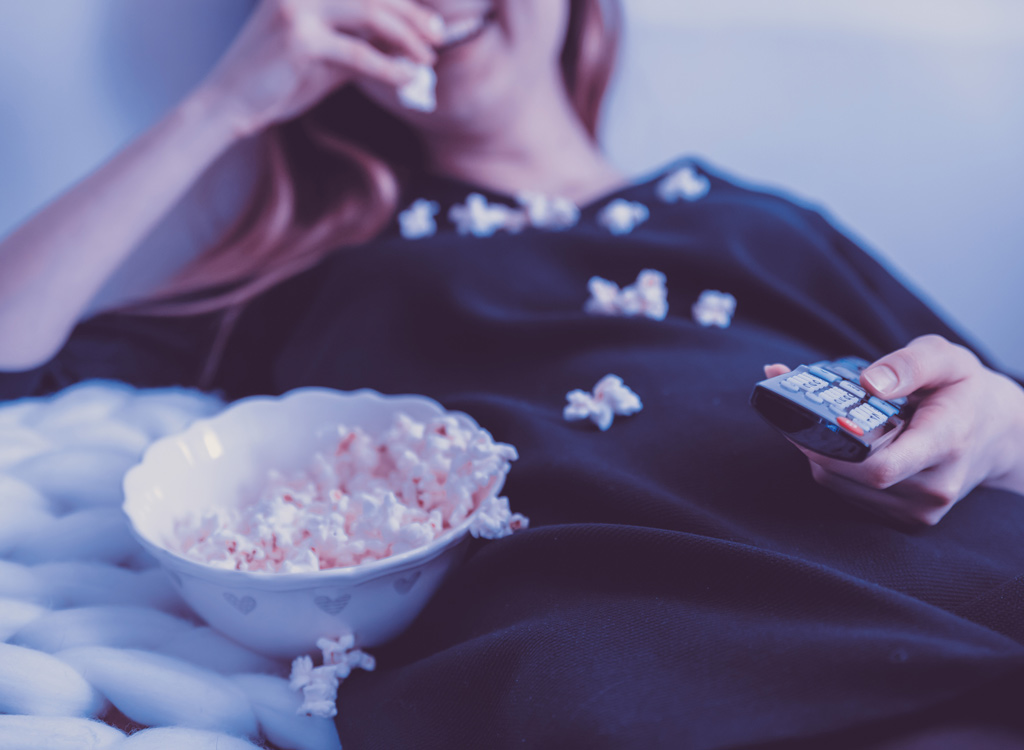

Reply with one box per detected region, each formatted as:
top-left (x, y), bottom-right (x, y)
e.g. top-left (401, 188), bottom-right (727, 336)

top-left (766, 335), bottom-right (1024, 526)
top-left (195, 0), bottom-right (445, 137)
top-left (0, 0), bottom-right (444, 369)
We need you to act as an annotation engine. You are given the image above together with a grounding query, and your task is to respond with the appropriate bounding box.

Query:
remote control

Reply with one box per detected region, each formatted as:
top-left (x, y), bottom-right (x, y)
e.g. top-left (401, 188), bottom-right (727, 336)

top-left (750, 356), bottom-right (910, 462)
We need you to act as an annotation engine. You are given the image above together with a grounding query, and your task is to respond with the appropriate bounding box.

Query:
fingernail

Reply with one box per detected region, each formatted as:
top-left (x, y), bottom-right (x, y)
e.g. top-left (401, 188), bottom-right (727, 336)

top-left (863, 365), bottom-right (898, 395)
top-left (429, 14), bottom-right (446, 39)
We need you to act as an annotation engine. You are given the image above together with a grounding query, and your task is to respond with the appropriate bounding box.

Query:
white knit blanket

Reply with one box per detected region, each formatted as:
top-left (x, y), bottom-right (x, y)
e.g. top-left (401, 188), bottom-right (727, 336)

top-left (0, 381), bottom-right (342, 750)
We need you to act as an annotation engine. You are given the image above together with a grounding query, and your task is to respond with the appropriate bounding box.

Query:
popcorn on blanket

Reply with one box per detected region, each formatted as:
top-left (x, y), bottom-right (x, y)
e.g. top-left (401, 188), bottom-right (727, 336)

top-left (290, 634), bottom-right (376, 719)
top-left (692, 289), bottom-right (737, 328)
top-left (657, 164), bottom-right (711, 203)
top-left (515, 191), bottom-right (580, 231)
top-left (585, 269), bottom-right (668, 321)
top-left (449, 193), bottom-right (528, 237)
top-left (399, 199), bottom-right (441, 240)
top-left (597, 198), bottom-right (649, 235)
top-left (564, 374), bottom-right (643, 432)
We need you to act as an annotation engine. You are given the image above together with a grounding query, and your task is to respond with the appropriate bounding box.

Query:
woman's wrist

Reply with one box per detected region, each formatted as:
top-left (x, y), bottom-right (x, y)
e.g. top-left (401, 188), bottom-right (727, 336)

top-left (176, 85), bottom-right (265, 149)
top-left (983, 371), bottom-right (1024, 496)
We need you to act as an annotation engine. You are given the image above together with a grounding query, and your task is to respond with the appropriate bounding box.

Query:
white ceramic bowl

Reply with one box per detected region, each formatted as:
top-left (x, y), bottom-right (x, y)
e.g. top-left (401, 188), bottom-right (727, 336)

top-left (123, 387), bottom-right (507, 660)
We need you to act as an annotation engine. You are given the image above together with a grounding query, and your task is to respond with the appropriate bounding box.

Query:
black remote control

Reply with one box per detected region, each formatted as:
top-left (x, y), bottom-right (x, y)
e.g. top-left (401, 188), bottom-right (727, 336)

top-left (750, 356), bottom-right (910, 462)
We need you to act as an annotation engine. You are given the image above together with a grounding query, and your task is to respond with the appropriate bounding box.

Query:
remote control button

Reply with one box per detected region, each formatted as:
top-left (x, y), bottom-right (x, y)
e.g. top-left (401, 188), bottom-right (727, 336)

top-left (804, 390), bottom-right (824, 404)
top-left (788, 372), bottom-right (828, 392)
top-left (781, 377), bottom-right (801, 392)
top-left (821, 387), bottom-right (858, 411)
top-left (831, 365), bottom-right (860, 381)
top-left (836, 417), bottom-right (864, 436)
top-left (868, 397), bottom-right (899, 418)
top-left (820, 387), bottom-right (844, 403)
top-left (834, 357), bottom-right (870, 374)
top-left (808, 366), bottom-right (840, 383)
top-left (829, 402), bottom-right (851, 415)
top-left (839, 380), bottom-right (867, 399)
top-left (890, 397), bottom-right (908, 406)
top-left (849, 403), bottom-right (888, 431)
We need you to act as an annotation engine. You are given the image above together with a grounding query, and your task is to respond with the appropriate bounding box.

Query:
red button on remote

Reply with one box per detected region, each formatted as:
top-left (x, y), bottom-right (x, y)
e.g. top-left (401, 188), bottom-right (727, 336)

top-left (836, 417), bottom-right (864, 436)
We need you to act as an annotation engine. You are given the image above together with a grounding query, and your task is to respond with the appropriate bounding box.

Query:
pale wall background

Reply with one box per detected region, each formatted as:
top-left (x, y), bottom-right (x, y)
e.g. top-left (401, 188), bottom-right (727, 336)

top-left (1, 0), bottom-right (1022, 373)
top-left (604, 0), bottom-right (1024, 374)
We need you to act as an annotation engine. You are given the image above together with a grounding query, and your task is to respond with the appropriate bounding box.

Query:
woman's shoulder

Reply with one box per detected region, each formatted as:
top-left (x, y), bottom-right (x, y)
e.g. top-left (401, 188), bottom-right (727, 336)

top-left (613, 156), bottom-right (843, 245)
top-left (632, 156), bottom-right (829, 216)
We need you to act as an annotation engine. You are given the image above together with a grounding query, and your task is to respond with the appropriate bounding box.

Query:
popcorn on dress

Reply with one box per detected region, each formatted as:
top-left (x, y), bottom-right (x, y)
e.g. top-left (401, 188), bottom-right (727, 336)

top-left (5, 159), bottom-right (1020, 750)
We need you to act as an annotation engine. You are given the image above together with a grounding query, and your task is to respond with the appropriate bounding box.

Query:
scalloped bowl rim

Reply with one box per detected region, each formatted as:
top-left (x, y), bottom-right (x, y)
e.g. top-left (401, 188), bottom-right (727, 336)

top-left (122, 387), bottom-right (503, 590)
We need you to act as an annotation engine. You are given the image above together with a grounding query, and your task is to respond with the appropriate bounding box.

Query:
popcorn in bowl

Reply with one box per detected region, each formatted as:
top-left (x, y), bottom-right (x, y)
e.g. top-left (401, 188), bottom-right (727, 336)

top-left (122, 388), bottom-right (529, 664)
top-left (170, 413), bottom-right (526, 573)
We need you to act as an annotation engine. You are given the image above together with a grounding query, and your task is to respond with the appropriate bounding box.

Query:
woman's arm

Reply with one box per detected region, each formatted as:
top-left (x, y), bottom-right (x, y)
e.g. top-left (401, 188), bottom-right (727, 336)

top-left (0, 93), bottom-right (240, 371)
top-left (0, 0), bottom-right (442, 372)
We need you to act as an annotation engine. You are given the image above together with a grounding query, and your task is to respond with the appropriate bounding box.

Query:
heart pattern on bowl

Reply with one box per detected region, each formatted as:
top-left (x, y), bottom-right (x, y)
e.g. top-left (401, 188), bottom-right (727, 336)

top-left (393, 570), bottom-right (422, 595)
top-left (223, 592), bottom-right (257, 615)
top-left (314, 594), bottom-right (351, 615)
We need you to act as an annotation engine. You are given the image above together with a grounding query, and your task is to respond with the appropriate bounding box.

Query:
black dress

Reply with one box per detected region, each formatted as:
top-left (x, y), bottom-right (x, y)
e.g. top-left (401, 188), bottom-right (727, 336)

top-left (5, 159), bottom-right (1024, 749)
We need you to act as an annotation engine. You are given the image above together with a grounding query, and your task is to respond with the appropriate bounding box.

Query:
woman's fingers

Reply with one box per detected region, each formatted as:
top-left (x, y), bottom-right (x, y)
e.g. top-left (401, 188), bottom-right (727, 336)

top-left (378, 0), bottom-right (447, 46)
top-left (860, 334), bottom-right (979, 400)
top-left (772, 338), bottom-right (1024, 525)
top-left (321, 0), bottom-right (440, 64)
top-left (320, 0), bottom-right (443, 62)
top-left (795, 394), bottom-right (963, 486)
top-left (195, 0), bottom-right (442, 135)
top-left (298, 14), bottom-right (419, 87)
top-left (363, 8), bottom-right (437, 64)
top-left (763, 363), bottom-right (791, 379)
top-left (807, 461), bottom-right (958, 527)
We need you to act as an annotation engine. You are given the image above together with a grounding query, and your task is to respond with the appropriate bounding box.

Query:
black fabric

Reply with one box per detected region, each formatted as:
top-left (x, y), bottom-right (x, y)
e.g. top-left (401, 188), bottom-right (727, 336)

top-left (0, 310), bottom-right (221, 400)
top-left (4, 159), bottom-right (1024, 748)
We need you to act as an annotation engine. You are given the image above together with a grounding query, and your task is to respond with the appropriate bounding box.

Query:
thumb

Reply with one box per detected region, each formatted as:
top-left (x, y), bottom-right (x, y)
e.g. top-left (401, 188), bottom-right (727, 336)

top-left (860, 334), bottom-right (980, 400)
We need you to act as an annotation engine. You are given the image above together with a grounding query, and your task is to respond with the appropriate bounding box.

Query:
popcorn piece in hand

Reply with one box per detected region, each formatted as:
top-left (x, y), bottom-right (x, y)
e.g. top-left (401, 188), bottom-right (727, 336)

top-left (585, 269), bottom-right (668, 321)
top-left (692, 290), bottom-right (737, 328)
top-left (564, 374), bottom-right (643, 431)
top-left (597, 199), bottom-right (649, 236)
top-left (399, 199), bottom-right (440, 240)
top-left (515, 191), bottom-right (580, 231)
top-left (657, 164), bottom-right (711, 203)
top-left (449, 193), bottom-right (528, 237)
top-left (397, 61), bottom-right (437, 112)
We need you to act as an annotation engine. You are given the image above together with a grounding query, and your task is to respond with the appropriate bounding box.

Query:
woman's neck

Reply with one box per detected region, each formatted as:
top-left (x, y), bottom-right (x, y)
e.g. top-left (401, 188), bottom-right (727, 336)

top-left (420, 83), bottom-right (626, 207)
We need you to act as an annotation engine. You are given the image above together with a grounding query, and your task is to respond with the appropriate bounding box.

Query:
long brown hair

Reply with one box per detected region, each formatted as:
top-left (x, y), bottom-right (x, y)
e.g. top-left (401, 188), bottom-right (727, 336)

top-left (134, 0), bottom-right (622, 317)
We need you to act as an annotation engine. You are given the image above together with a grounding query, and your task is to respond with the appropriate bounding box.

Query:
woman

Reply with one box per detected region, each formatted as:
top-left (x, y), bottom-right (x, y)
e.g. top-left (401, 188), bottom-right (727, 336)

top-left (2, 0), bottom-right (1024, 746)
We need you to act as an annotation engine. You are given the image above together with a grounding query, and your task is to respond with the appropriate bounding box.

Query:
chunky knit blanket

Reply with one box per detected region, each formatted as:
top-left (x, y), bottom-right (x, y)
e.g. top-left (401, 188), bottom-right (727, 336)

top-left (0, 381), bottom-right (341, 750)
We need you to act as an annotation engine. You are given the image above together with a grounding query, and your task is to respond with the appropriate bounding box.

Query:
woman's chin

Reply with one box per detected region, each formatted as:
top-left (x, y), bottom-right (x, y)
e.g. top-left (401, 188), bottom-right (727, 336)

top-left (430, 83), bottom-right (519, 134)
